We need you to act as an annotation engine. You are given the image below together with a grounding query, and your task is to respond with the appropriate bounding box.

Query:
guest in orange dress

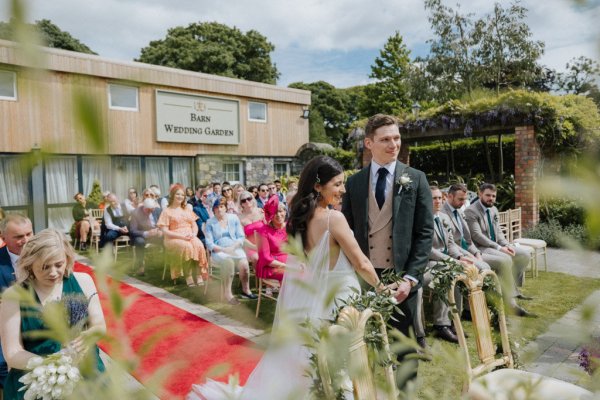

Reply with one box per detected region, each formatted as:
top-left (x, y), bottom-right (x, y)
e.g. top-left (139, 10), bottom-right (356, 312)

top-left (157, 185), bottom-right (208, 286)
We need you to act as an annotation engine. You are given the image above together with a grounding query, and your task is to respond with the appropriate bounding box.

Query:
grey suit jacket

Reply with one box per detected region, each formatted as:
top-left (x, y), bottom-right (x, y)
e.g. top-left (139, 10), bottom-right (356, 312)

top-left (430, 213), bottom-right (463, 262)
top-left (441, 202), bottom-right (480, 256)
top-left (464, 201), bottom-right (509, 249)
top-left (342, 161), bottom-right (433, 284)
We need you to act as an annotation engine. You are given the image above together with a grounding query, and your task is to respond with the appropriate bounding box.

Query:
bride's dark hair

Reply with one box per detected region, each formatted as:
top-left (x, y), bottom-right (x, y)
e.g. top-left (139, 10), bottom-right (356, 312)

top-left (287, 155), bottom-right (344, 246)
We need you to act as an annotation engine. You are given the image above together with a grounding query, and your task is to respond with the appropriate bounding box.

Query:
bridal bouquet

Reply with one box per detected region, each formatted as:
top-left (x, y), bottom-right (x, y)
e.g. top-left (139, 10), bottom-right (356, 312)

top-left (18, 350), bottom-right (81, 400)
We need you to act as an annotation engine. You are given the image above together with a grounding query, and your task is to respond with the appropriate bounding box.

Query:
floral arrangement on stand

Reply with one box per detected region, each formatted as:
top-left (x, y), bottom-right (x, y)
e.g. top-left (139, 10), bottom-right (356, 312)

top-left (304, 270), bottom-right (405, 400)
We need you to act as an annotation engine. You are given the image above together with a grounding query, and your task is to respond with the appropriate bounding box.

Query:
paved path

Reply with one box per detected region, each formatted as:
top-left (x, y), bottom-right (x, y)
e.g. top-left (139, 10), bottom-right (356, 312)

top-left (522, 247), bottom-right (600, 385)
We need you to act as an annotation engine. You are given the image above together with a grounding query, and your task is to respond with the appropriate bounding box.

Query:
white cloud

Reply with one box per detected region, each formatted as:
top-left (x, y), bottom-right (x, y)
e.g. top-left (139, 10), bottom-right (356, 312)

top-left (1, 0), bottom-right (597, 86)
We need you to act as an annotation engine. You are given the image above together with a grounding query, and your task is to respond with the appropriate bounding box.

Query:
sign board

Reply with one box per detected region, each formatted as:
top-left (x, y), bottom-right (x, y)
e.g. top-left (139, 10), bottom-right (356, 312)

top-left (156, 90), bottom-right (240, 144)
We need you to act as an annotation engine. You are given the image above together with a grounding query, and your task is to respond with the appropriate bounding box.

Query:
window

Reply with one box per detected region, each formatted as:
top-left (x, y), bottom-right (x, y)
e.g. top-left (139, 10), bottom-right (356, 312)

top-left (248, 101), bottom-right (267, 122)
top-left (0, 70), bottom-right (17, 100)
top-left (223, 162), bottom-right (242, 183)
top-left (274, 163), bottom-right (289, 178)
top-left (108, 83), bottom-right (138, 111)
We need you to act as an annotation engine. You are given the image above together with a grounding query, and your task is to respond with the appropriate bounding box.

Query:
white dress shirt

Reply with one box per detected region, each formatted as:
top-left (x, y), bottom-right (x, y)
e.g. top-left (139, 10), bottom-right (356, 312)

top-left (370, 160), bottom-right (396, 198)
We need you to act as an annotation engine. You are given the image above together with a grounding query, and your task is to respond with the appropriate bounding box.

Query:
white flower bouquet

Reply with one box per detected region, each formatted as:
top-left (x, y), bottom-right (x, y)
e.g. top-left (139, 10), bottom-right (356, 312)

top-left (18, 350), bottom-right (81, 400)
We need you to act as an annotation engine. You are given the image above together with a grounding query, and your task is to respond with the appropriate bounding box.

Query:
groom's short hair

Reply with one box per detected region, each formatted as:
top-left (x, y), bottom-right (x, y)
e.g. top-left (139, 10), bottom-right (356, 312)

top-left (365, 114), bottom-right (399, 138)
top-left (479, 182), bottom-right (497, 193)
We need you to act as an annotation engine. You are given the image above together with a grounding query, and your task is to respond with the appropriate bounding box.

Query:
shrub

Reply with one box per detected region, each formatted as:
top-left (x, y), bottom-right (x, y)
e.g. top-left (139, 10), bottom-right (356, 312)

top-left (325, 148), bottom-right (357, 170)
top-left (524, 219), bottom-right (587, 248)
top-left (539, 198), bottom-right (586, 227)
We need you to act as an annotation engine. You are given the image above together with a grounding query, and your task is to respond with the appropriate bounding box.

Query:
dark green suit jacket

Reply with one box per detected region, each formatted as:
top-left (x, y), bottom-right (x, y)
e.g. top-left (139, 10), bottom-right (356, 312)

top-left (342, 162), bottom-right (434, 288)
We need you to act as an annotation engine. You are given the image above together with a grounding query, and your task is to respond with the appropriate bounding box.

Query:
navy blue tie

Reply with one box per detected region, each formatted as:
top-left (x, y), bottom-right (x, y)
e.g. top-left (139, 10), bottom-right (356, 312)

top-left (375, 167), bottom-right (388, 209)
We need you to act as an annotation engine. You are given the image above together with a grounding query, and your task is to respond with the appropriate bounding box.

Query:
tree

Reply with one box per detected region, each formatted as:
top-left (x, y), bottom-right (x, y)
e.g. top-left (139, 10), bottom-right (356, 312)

top-left (363, 32), bottom-right (412, 116)
top-left (288, 81), bottom-right (352, 146)
top-left (423, 0), bottom-right (480, 101)
top-left (137, 22), bottom-right (279, 84)
top-left (557, 56), bottom-right (600, 95)
top-left (475, 2), bottom-right (545, 94)
top-left (0, 18), bottom-right (96, 54)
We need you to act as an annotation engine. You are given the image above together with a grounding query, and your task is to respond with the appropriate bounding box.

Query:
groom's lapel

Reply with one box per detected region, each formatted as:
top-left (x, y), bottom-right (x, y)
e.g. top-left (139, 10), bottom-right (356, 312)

top-left (393, 162), bottom-right (407, 218)
top-left (355, 165), bottom-right (371, 224)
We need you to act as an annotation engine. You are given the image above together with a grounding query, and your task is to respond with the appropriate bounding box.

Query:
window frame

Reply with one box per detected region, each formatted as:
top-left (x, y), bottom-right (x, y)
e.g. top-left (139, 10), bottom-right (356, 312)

top-left (273, 162), bottom-right (290, 178)
top-left (108, 83), bottom-right (139, 111)
top-left (222, 162), bottom-right (243, 183)
top-left (0, 70), bottom-right (17, 101)
top-left (248, 101), bottom-right (267, 123)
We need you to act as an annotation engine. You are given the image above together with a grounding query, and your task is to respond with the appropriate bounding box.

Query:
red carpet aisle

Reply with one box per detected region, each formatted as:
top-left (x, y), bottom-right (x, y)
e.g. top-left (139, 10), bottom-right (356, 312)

top-left (74, 263), bottom-right (262, 399)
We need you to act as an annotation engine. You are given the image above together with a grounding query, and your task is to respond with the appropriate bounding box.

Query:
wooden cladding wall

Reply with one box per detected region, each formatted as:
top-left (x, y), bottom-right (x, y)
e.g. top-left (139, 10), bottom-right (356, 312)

top-left (0, 69), bottom-right (309, 157)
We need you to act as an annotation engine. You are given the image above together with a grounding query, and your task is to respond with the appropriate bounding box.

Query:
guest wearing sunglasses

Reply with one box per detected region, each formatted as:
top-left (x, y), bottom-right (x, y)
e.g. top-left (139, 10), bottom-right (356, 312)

top-left (221, 184), bottom-right (238, 214)
top-left (238, 191), bottom-right (265, 266)
top-left (256, 184), bottom-right (270, 209)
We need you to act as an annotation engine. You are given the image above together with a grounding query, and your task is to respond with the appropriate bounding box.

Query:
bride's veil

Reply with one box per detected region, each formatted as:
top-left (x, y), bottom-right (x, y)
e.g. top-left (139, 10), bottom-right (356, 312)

top-left (240, 231), bottom-right (332, 399)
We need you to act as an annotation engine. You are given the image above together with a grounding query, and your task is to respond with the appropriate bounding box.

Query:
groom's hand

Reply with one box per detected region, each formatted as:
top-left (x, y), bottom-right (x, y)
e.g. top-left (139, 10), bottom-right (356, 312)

top-left (394, 280), bottom-right (412, 303)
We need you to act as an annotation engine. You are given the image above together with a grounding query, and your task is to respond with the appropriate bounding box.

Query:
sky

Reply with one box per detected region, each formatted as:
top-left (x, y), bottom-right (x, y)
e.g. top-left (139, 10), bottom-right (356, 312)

top-left (1, 0), bottom-right (598, 88)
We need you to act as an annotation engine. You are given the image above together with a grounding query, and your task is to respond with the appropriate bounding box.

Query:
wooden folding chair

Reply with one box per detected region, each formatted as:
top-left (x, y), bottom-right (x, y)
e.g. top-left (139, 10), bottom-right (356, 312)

top-left (255, 277), bottom-right (280, 317)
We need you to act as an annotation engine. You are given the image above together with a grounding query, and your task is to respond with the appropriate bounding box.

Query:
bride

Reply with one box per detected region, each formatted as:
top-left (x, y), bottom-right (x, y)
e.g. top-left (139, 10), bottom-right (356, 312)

top-left (188, 156), bottom-right (388, 400)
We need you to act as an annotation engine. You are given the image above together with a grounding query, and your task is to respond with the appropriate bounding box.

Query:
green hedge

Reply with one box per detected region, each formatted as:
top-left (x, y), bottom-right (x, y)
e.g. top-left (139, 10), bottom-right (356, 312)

top-left (410, 136), bottom-right (515, 182)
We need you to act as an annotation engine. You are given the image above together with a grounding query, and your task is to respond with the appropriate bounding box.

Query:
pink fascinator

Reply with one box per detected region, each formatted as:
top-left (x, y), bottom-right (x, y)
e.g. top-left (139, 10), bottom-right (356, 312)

top-left (263, 194), bottom-right (279, 224)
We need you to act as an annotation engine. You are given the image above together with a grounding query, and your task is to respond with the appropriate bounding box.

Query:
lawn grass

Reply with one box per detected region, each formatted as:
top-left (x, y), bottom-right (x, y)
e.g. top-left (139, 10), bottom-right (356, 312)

top-left (85, 248), bottom-right (600, 399)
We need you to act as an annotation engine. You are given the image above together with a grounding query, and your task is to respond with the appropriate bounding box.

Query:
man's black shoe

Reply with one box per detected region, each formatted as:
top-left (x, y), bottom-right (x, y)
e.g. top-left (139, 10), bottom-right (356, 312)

top-left (80, 242), bottom-right (87, 251)
top-left (512, 305), bottom-right (537, 318)
top-left (417, 337), bottom-right (428, 349)
top-left (433, 325), bottom-right (459, 343)
top-left (515, 293), bottom-right (534, 300)
top-left (450, 324), bottom-right (468, 338)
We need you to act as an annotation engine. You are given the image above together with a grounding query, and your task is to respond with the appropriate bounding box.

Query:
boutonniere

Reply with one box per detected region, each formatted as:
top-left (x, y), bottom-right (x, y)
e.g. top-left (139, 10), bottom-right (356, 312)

top-left (397, 173), bottom-right (413, 194)
top-left (493, 215), bottom-right (498, 223)
top-left (442, 219), bottom-right (450, 228)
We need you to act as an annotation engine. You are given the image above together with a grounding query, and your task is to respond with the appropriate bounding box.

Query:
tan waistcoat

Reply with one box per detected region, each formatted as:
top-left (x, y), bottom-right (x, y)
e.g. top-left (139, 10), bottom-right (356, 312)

top-left (368, 186), bottom-right (394, 270)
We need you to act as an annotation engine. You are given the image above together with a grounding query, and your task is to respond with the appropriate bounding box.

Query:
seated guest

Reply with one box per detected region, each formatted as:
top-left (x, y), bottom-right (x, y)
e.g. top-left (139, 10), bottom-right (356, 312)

top-left (130, 198), bottom-right (163, 276)
top-left (415, 186), bottom-right (477, 346)
top-left (443, 183), bottom-right (533, 317)
top-left (256, 196), bottom-right (287, 283)
top-left (256, 184), bottom-right (270, 208)
top-left (0, 213), bottom-right (33, 389)
top-left (464, 183), bottom-right (535, 316)
top-left (232, 183), bottom-right (246, 211)
top-left (123, 187), bottom-right (139, 217)
top-left (221, 184), bottom-right (238, 214)
top-left (191, 186), bottom-right (213, 245)
top-left (205, 197), bottom-right (256, 304)
top-left (286, 181), bottom-right (298, 207)
top-left (207, 182), bottom-right (221, 204)
top-left (158, 185), bottom-right (208, 286)
top-left (188, 184), bottom-right (204, 208)
top-left (273, 179), bottom-right (287, 205)
top-left (185, 186), bottom-right (195, 203)
top-left (72, 192), bottom-right (99, 250)
top-left (237, 191), bottom-right (265, 266)
top-left (100, 193), bottom-right (129, 248)
top-left (0, 229), bottom-right (106, 398)
top-left (247, 185), bottom-right (258, 199)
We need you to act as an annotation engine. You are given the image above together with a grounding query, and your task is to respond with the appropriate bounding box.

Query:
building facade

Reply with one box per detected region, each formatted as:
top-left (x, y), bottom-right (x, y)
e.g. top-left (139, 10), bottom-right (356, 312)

top-left (0, 40), bottom-right (310, 232)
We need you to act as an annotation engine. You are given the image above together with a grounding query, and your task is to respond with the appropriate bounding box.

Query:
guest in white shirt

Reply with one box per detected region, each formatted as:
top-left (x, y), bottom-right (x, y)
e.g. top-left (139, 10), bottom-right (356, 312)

top-left (100, 193), bottom-right (129, 248)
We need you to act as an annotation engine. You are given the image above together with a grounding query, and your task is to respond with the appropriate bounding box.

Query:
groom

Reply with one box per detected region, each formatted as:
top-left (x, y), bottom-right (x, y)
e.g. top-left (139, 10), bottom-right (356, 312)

top-left (342, 113), bottom-right (433, 383)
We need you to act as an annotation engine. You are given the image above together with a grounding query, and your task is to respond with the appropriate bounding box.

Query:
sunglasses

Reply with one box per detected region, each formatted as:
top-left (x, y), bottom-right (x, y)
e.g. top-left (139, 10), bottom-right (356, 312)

top-left (240, 197), bottom-right (252, 203)
top-left (223, 188), bottom-right (232, 192)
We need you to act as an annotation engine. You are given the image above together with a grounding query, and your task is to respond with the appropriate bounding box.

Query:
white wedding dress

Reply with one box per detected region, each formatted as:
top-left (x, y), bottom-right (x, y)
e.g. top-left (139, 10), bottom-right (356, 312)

top-left (188, 211), bottom-right (361, 400)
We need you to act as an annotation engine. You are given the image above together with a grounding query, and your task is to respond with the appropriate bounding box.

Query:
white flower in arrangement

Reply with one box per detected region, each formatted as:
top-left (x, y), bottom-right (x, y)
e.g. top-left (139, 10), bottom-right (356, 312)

top-left (397, 173), bottom-right (413, 194)
top-left (389, 296), bottom-right (399, 305)
top-left (19, 351), bottom-right (81, 400)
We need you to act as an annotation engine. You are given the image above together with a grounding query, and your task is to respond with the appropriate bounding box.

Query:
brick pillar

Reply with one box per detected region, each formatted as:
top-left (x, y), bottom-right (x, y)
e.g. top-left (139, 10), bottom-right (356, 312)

top-left (399, 142), bottom-right (410, 165)
top-left (514, 126), bottom-right (540, 230)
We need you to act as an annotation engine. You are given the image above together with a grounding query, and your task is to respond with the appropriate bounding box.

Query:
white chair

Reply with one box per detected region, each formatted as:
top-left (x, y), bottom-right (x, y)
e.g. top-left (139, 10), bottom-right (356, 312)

top-left (112, 235), bottom-right (130, 262)
top-left (509, 208), bottom-right (547, 277)
top-left (448, 266), bottom-right (591, 399)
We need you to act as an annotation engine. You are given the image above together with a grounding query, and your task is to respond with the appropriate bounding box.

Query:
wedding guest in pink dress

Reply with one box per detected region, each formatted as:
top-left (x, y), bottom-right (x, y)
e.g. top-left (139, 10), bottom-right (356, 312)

top-left (256, 196), bottom-right (287, 283)
top-left (237, 191), bottom-right (265, 265)
top-left (157, 184), bottom-right (208, 286)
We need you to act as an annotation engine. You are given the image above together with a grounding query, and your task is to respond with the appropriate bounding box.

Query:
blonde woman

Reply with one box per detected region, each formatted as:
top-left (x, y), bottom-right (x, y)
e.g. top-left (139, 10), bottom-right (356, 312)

top-left (157, 184), bottom-right (208, 286)
top-left (0, 229), bottom-right (106, 397)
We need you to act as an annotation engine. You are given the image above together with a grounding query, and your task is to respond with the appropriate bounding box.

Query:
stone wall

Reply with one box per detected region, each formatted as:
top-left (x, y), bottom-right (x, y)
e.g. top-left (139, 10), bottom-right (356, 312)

top-left (194, 155), bottom-right (287, 186)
